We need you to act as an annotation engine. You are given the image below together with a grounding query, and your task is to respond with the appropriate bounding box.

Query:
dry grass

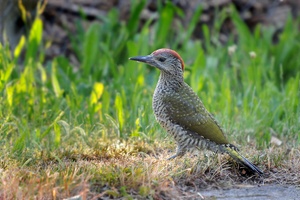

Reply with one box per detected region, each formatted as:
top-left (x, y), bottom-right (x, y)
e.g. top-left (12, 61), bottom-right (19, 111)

top-left (0, 140), bottom-right (299, 199)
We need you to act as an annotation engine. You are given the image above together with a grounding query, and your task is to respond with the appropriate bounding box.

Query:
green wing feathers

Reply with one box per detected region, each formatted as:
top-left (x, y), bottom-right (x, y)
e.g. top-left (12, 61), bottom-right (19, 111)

top-left (163, 83), bottom-right (229, 144)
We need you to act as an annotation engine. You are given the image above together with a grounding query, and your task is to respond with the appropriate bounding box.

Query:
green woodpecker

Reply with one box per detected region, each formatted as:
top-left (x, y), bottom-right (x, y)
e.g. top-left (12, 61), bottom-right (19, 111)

top-left (129, 48), bottom-right (263, 175)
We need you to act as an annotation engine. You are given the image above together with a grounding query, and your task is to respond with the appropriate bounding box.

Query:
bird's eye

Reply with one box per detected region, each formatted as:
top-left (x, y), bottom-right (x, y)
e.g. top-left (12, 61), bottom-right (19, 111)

top-left (158, 57), bottom-right (166, 62)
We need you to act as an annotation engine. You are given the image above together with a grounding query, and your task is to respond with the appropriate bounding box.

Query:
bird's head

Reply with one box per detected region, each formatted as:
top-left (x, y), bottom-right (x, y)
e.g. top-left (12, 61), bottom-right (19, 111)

top-left (129, 48), bottom-right (185, 76)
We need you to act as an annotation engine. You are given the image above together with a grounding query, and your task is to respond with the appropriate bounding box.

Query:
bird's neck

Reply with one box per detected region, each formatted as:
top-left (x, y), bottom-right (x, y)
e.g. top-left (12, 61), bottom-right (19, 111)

top-left (156, 72), bottom-right (184, 91)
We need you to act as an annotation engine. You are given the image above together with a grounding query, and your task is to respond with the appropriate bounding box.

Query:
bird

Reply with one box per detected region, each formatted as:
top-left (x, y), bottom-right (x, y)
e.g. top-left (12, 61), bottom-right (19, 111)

top-left (129, 48), bottom-right (263, 175)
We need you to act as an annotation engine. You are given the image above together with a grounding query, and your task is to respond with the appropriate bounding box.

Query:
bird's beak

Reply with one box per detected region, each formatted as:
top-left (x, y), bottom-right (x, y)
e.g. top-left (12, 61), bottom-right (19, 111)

top-left (129, 55), bottom-right (153, 64)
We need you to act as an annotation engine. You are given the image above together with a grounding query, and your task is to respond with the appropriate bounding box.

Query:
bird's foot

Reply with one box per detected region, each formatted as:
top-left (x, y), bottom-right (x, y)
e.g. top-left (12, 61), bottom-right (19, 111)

top-left (167, 148), bottom-right (186, 160)
top-left (167, 154), bottom-right (178, 160)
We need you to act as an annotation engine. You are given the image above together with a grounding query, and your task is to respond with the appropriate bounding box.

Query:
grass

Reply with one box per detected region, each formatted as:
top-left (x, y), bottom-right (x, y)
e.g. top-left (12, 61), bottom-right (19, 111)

top-left (0, 2), bottom-right (300, 199)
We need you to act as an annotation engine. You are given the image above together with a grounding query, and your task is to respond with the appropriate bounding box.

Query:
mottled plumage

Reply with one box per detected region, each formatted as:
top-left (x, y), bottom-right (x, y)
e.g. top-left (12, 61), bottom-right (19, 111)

top-left (129, 48), bottom-right (263, 175)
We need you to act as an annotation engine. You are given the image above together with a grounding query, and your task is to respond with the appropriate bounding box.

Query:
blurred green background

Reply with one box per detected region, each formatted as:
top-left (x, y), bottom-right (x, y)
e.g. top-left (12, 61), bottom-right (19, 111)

top-left (0, 0), bottom-right (299, 160)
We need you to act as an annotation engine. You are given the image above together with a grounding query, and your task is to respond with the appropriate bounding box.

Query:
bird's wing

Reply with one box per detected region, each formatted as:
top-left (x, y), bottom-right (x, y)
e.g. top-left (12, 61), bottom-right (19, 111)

top-left (162, 83), bottom-right (229, 144)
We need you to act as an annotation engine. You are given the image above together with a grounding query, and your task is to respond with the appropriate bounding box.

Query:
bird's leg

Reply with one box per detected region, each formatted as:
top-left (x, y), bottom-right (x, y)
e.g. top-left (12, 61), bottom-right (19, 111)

top-left (167, 145), bottom-right (186, 160)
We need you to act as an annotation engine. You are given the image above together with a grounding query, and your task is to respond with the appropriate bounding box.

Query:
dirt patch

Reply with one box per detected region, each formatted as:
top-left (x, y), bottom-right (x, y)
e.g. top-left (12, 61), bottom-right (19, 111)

top-left (198, 185), bottom-right (300, 200)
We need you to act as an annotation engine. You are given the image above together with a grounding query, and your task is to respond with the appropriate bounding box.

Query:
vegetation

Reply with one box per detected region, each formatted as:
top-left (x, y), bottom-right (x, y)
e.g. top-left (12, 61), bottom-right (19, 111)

top-left (0, 2), bottom-right (299, 199)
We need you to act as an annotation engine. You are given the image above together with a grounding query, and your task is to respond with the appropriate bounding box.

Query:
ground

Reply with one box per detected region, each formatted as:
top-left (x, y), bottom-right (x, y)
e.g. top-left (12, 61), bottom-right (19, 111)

top-left (2, 140), bottom-right (299, 199)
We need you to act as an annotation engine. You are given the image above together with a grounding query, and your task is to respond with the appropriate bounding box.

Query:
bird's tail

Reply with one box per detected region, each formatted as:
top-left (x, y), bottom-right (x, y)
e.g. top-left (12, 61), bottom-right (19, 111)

top-left (224, 145), bottom-right (263, 175)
